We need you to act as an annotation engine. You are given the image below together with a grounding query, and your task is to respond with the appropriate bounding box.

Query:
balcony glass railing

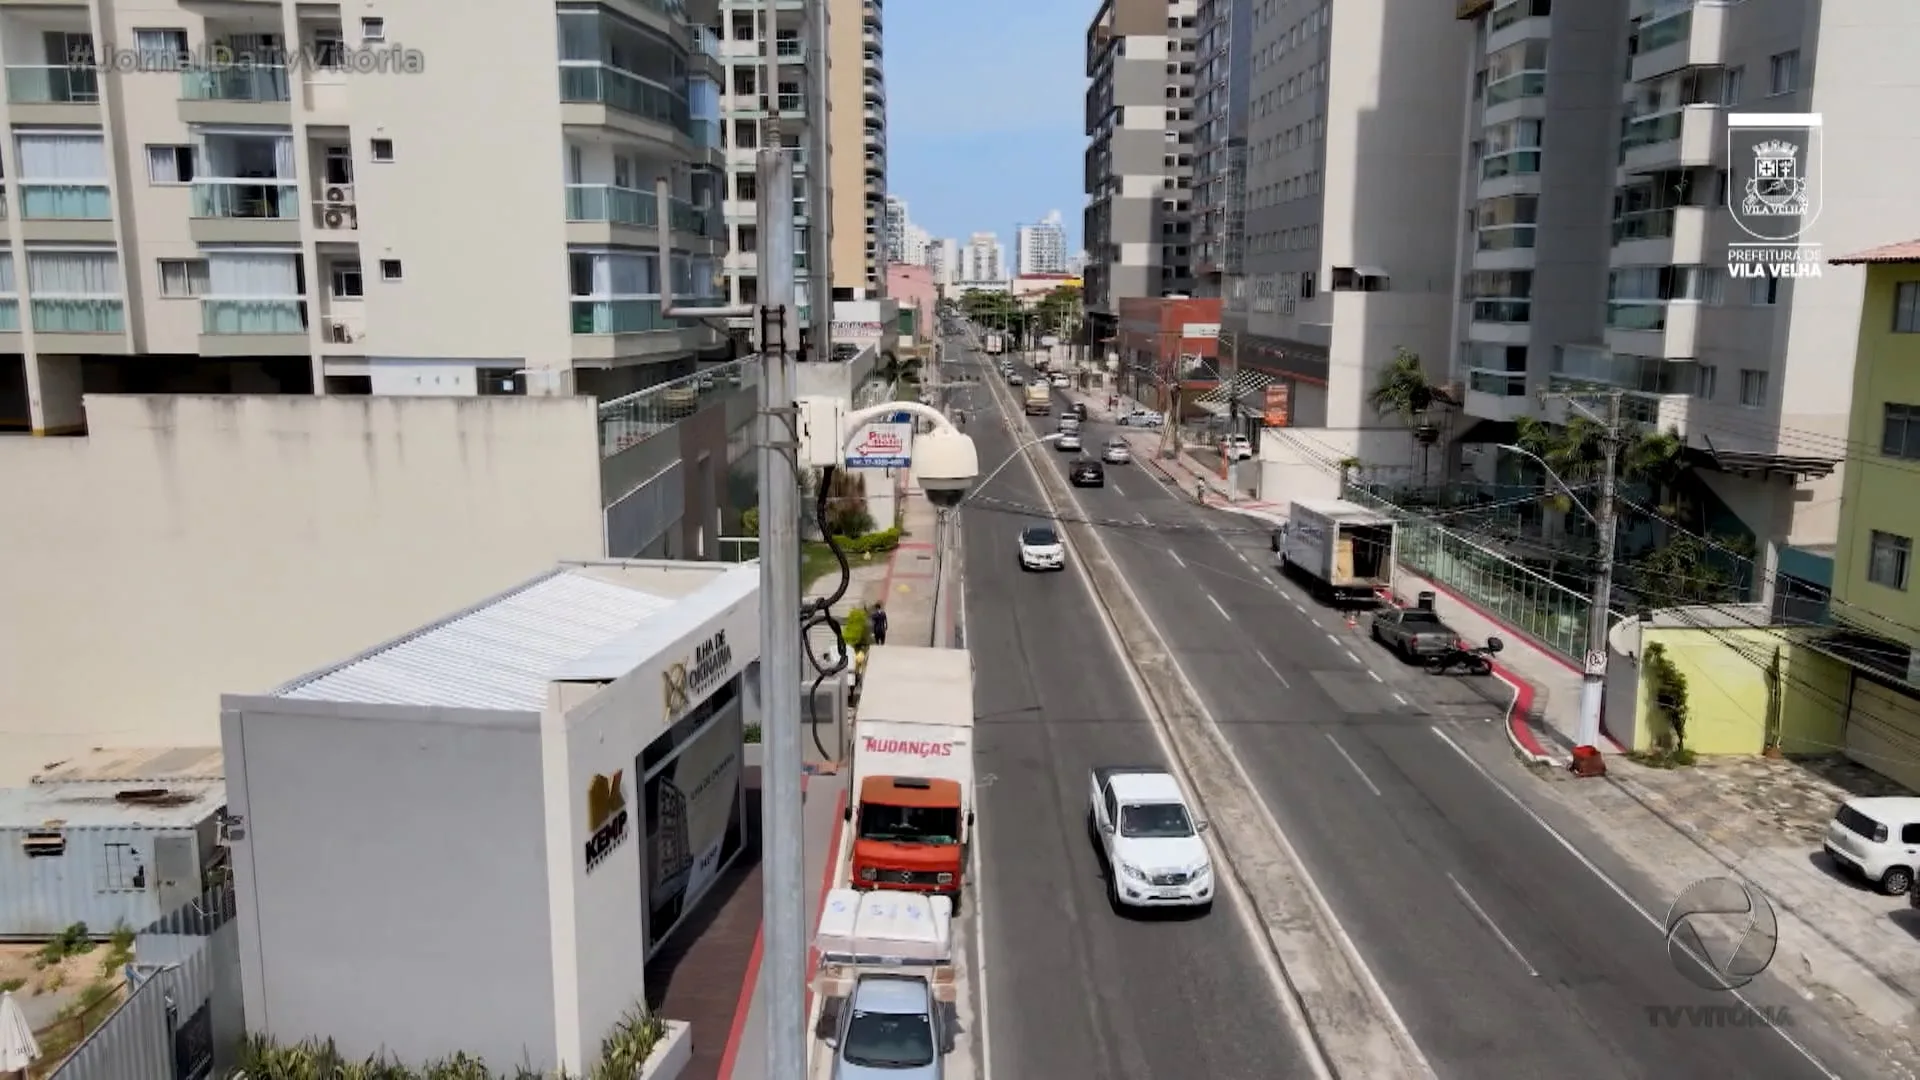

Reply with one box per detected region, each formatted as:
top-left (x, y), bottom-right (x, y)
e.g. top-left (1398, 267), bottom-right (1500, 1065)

top-left (1485, 70), bottom-right (1546, 106)
top-left (5, 65), bottom-right (99, 103)
top-left (18, 183), bottom-right (111, 220)
top-left (1477, 226), bottom-right (1536, 251)
top-left (689, 118), bottom-right (722, 148)
top-left (0, 299), bottom-right (19, 331)
top-left (564, 186), bottom-right (717, 237)
top-left (776, 38), bottom-right (803, 59)
top-left (1635, 4), bottom-right (1693, 54)
top-left (1613, 207), bottom-right (1677, 242)
top-left (1471, 299), bottom-right (1531, 323)
top-left (180, 65), bottom-right (292, 102)
top-left (560, 63), bottom-right (691, 132)
top-left (203, 299), bottom-right (306, 334)
top-left (1480, 150), bottom-right (1540, 181)
top-left (32, 298), bottom-right (122, 333)
top-left (1621, 109), bottom-right (1688, 152)
top-left (1606, 300), bottom-right (1669, 331)
top-left (191, 180), bottom-right (300, 219)
top-left (571, 298), bottom-right (685, 334)
top-left (1469, 368), bottom-right (1528, 396)
top-left (776, 92), bottom-right (803, 113)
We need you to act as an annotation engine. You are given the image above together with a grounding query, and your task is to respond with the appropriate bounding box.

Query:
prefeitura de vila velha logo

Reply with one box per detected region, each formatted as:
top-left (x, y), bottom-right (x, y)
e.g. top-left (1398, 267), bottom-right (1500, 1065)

top-left (1725, 113), bottom-right (1824, 280)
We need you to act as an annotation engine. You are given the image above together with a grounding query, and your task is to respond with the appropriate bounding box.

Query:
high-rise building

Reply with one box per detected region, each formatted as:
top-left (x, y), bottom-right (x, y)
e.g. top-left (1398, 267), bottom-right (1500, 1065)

top-left (830, 0), bottom-right (887, 297)
top-left (930, 238), bottom-right (963, 285)
top-left (961, 232), bottom-right (1005, 284)
top-left (1448, 0), bottom-right (1920, 594)
top-left (1191, 0), bottom-right (1250, 297)
top-left (1016, 211), bottom-right (1069, 275)
top-left (715, 0), bottom-right (821, 330)
top-left (882, 196), bottom-right (909, 263)
top-left (1232, 1), bottom-right (1468, 438)
top-left (1083, 0), bottom-right (1198, 343)
top-left (902, 223), bottom-right (931, 268)
top-left (0, 1), bottom-right (732, 435)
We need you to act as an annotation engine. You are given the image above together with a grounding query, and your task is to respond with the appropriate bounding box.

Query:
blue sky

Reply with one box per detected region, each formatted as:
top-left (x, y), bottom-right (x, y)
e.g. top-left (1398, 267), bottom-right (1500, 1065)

top-left (884, 0), bottom-right (1085, 253)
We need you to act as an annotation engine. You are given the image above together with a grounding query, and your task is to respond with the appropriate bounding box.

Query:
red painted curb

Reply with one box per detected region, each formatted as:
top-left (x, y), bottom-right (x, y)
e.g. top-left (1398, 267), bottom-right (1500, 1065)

top-left (1495, 665), bottom-right (1554, 761)
top-left (719, 777), bottom-right (834, 1080)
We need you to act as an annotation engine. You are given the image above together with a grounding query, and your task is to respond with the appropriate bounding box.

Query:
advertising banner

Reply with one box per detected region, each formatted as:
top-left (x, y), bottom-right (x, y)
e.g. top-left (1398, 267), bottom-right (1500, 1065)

top-left (1263, 384), bottom-right (1292, 427)
top-left (644, 708), bottom-right (745, 953)
top-left (846, 411), bottom-right (914, 468)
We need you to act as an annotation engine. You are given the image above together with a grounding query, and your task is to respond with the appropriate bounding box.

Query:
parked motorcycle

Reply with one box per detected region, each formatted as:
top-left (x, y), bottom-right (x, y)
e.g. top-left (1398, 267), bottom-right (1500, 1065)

top-left (1425, 636), bottom-right (1504, 676)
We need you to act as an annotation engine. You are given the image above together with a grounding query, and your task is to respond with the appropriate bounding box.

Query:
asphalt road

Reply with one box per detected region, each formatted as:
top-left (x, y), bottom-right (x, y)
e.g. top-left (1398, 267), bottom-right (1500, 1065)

top-left (962, 342), bottom-right (1866, 1080)
top-left (949, 339), bottom-right (1315, 1080)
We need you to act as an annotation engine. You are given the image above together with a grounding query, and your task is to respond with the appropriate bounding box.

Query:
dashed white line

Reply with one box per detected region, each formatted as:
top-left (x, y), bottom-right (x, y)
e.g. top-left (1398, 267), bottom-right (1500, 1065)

top-left (1324, 633), bottom-right (1339, 646)
top-left (1393, 693), bottom-right (1408, 706)
top-left (1207, 593), bottom-right (1232, 621)
top-left (1169, 549), bottom-right (1186, 568)
top-left (1236, 550), bottom-right (1251, 564)
top-left (1137, 512), bottom-right (1151, 525)
top-left (1324, 733), bottom-right (1382, 797)
top-left (1256, 651), bottom-right (1292, 689)
top-left (1447, 873), bottom-right (1538, 977)
top-left (1366, 670), bottom-right (1383, 683)
top-left (1110, 480), bottom-right (1126, 496)
top-left (1344, 649), bottom-right (1362, 665)
top-left (1293, 603), bottom-right (1308, 614)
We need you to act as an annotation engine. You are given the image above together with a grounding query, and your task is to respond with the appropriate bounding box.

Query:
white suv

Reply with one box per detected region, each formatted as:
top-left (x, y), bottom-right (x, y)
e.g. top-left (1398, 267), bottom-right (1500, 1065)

top-left (1087, 766), bottom-right (1214, 912)
top-left (1824, 795), bottom-right (1920, 894)
top-left (1017, 525), bottom-right (1065, 571)
top-left (1223, 434), bottom-right (1253, 461)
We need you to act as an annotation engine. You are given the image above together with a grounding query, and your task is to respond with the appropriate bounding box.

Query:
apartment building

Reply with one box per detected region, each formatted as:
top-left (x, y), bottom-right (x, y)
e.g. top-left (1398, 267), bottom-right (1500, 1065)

top-left (959, 231), bottom-right (1003, 285)
top-left (1190, 0), bottom-right (1249, 297)
top-left (1015, 210), bottom-right (1068, 275)
top-left (1449, 0), bottom-right (1920, 597)
top-left (0, 0), bottom-right (734, 436)
top-left (828, 0), bottom-right (885, 298)
top-left (1082, 0), bottom-right (1197, 344)
top-left (929, 236), bottom-right (960, 285)
top-left (713, 0), bottom-right (820, 329)
top-left (881, 193), bottom-right (906, 262)
top-left (1231, 0), bottom-right (1469, 438)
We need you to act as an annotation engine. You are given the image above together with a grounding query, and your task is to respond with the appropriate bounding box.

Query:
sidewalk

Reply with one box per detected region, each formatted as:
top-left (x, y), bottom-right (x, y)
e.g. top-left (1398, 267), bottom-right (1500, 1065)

top-left (1054, 382), bottom-right (1284, 514)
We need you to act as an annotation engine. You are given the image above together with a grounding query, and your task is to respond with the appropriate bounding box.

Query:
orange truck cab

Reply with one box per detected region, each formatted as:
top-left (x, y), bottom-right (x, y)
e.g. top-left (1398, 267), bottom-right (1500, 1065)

top-left (844, 647), bottom-right (976, 904)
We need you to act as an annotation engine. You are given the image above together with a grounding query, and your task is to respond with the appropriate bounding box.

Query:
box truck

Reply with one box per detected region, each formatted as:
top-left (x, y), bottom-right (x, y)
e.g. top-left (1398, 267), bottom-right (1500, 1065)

top-left (846, 647), bottom-right (975, 906)
top-left (1024, 384), bottom-right (1053, 415)
top-left (1273, 497), bottom-right (1397, 604)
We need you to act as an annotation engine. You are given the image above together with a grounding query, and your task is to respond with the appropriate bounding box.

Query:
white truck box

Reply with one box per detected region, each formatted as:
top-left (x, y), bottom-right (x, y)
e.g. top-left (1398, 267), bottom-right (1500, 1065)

top-left (1278, 497), bottom-right (1396, 603)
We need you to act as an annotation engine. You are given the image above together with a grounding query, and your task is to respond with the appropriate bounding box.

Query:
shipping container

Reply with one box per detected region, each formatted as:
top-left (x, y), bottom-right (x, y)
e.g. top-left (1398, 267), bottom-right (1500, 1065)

top-left (0, 781), bottom-right (227, 940)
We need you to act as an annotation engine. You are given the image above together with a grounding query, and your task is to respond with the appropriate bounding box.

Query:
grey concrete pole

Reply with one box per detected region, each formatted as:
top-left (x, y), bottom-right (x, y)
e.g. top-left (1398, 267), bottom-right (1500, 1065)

top-left (754, 145), bottom-right (806, 1080)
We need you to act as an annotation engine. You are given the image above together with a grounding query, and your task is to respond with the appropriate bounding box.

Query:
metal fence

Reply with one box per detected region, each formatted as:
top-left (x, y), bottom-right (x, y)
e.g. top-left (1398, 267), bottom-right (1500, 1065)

top-left (717, 536), bottom-right (760, 563)
top-left (49, 884), bottom-right (242, 1080)
top-left (1344, 484), bottom-right (1592, 660)
top-left (598, 358), bottom-right (759, 458)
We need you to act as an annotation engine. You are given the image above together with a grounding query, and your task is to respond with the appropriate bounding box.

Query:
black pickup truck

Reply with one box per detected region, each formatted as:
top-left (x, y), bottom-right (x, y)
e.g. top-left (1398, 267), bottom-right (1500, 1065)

top-left (1368, 607), bottom-right (1462, 662)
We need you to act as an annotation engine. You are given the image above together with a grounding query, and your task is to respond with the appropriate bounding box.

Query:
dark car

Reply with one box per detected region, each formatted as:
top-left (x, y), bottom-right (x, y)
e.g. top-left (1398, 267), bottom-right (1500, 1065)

top-left (1369, 607), bottom-right (1462, 661)
top-left (1069, 402), bottom-right (1089, 421)
top-left (1070, 458), bottom-right (1105, 487)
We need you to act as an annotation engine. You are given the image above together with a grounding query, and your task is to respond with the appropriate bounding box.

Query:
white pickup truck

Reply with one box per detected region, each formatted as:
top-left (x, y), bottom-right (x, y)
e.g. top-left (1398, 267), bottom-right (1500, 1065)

top-left (1086, 766), bottom-right (1215, 914)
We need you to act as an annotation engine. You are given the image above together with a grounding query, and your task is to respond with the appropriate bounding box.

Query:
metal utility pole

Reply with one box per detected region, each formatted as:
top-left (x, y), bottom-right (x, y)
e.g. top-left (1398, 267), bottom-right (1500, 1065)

top-left (1577, 390), bottom-right (1624, 756)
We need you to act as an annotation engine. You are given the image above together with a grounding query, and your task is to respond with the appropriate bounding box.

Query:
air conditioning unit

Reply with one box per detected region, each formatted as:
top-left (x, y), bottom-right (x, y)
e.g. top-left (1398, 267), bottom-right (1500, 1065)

top-left (326, 319), bottom-right (355, 343)
top-left (321, 205), bottom-right (358, 230)
top-left (323, 184), bottom-right (355, 204)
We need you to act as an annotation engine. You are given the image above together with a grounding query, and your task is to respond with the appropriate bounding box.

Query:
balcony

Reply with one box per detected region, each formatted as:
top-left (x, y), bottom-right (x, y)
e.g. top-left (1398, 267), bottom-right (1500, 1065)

top-left (863, 26), bottom-right (880, 50)
top-left (1630, 1), bottom-right (1729, 84)
top-left (599, 358), bottom-right (757, 460)
top-left (17, 182), bottom-right (110, 221)
top-left (1604, 299), bottom-right (1699, 358)
top-left (776, 91), bottom-right (804, 116)
top-left (863, 1), bottom-right (880, 30)
top-left (179, 64), bottom-right (292, 124)
top-left (4, 64), bottom-right (99, 121)
top-left (32, 299), bottom-right (122, 335)
top-left (1610, 205), bottom-right (1708, 266)
top-left (1465, 367), bottom-right (1532, 422)
top-left (1619, 104), bottom-right (1718, 173)
top-left (560, 62), bottom-right (693, 146)
top-left (564, 185), bottom-right (721, 245)
top-left (190, 179), bottom-right (302, 244)
top-left (864, 77), bottom-right (884, 105)
top-left (201, 299), bottom-right (309, 355)
top-left (776, 36), bottom-right (804, 60)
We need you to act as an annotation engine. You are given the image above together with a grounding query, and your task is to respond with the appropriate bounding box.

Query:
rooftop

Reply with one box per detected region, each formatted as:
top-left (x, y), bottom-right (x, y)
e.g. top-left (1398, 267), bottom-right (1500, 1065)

top-left (270, 562), bottom-right (744, 713)
top-left (0, 780), bottom-right (226, 830)
top-left (1831, 240), bottom-right (1920, 265)
top-left (33, 746), bottom-right (223, 786)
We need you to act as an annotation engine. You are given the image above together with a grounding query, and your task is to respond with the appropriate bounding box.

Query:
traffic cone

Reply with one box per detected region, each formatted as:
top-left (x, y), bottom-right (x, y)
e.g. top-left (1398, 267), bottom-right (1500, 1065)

top-left (1345, 611), bottom-right (1357, 631)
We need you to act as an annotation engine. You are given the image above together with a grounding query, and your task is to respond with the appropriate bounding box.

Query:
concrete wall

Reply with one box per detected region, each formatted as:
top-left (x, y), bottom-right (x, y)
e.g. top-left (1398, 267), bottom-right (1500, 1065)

top-left (887, 264), bottom-right (935, 342)
top-left (221, 700), bottom-right (557, 1070)
top-left (1627, 627), bottom-right (1849, 756)
top-left (0, 395), bottom-right (604, 782)
top-left (1832, 263), bottom-right (1920, 648)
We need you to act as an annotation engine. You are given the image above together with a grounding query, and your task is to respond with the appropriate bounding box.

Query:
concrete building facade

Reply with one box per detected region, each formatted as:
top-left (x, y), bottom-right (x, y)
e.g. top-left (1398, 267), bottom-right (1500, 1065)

top-left (1083, 0), bottom-right (1198, 340)
top-left (828, 0), bottom-right (886, 297)
top-left (1190, 0), bottom-right (1250, 297)
top-left (1015, 210), bottom-right (1068, 275)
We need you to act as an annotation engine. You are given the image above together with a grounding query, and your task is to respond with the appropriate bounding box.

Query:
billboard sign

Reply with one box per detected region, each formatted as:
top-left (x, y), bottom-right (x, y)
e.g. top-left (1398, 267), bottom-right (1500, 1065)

top-left (1263, 384), bottom-right (1291, 427)
top-left (846, 411), bottom-right (914, 468)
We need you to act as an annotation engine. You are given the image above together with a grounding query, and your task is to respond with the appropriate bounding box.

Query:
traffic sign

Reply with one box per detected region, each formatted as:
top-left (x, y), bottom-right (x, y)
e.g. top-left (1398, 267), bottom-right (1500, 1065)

top-left (1584, 650), bottom-right (1608, 675)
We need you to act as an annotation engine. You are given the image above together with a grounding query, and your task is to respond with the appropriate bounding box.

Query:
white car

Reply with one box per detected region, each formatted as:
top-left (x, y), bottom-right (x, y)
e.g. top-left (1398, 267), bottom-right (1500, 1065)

top-left (1051, 374), bottom-right (1069, 388)
top-left (1824, 795), bottom-right (1920, 894)
top-left (1057, 415), bottom-right (1081, 434)
top-left (1056, 432), bottom-right (1082, 452)
top-left (1102, 439), bottom-right (1132, 464)
top-left (1008, 373), bottom-right (1024, 386)
top-left (1117, 410), bottom-right (1164, 428)
top-left (1087, 767), bottom-right (1213, 912)
top-left (1223, 434), bottom-right (1253, 461)
top-left (1017, 525), bottom-right (1065, 571)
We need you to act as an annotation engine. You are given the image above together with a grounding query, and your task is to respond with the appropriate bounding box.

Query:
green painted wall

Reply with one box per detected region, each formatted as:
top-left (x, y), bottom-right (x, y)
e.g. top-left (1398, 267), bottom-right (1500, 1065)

top-left (1633, 628), bottom-right (1849, 755)
top-left (1833, 264), bottom-right (1920, 652)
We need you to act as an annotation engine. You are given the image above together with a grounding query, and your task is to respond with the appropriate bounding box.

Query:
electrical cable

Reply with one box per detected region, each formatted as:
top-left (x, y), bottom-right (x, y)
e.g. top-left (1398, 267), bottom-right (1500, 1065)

top-left (799, 465), bottom-right (853, 760)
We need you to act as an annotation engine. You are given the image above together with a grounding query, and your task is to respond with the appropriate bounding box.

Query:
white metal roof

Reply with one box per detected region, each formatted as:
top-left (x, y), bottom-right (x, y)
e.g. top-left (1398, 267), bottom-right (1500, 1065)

top-left (855, 646), bottom-right (974, 731)
top-left (274, 570), bottom-right (675, 711)
top-left (0, 780), bottom-right (226, 831)
top-left (1109, 771), bottom-right (1185, 804)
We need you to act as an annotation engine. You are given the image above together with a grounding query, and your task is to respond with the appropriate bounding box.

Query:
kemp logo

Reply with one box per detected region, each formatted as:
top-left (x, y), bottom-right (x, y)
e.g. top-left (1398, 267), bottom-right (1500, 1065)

top-left (863, 737), bottom-right (956, 758)
top-left (584, 770), bottom-right (629, 873)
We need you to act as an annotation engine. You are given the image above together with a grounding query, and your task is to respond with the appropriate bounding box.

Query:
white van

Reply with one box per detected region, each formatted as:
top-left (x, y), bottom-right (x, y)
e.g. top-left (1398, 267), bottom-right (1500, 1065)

top-left (1823, 795), bottom-right (1920, 894)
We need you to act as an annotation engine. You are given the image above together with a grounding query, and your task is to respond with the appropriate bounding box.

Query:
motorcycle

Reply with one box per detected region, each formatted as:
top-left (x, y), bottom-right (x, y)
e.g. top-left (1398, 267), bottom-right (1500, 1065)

top-left (1425, 636), bottom-right (1504, 676)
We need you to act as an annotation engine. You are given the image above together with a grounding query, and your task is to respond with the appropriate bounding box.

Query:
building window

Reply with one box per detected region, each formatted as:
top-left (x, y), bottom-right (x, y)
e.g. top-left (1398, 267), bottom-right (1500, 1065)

top-left (1722, 65), bottom-right (1744, 106)
top-left (370, 138), bottom-right (394, 162)
top-left (1748, 273), bottom-right (1779, 305)
top-left (1868, 530), bottom-right (1912, 591)
top-left (361, 17), bottom-right (386, 42)
top-left (1894, 282), bottom-right (1920, 332)
top-left (330, 261), bottom-right (364, 298)
top-left (157, 258), bottom-right (207, 297)
top-left (1768, 50), bottom-right (1798, 96)
top-left (132, 29), bottom-right (188, 68)
top-left (145, 145), bottom-right (194, 183)
top-left (379, 259), bottom-right (403, 282)
top-left (735, 172), bottom-right (756, 201)
top-left (1693, 363), bottom-right (1717, 400)
top-left (1738, 368), bottom-right (1768, 407)
top-left (1884, 404), bottom-right (1920, 460)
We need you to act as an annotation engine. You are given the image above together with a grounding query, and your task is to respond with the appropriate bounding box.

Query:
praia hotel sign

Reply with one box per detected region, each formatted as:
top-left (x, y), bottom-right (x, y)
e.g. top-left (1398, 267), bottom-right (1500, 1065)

top-left (1726, 113), bottom-right (1823, 280)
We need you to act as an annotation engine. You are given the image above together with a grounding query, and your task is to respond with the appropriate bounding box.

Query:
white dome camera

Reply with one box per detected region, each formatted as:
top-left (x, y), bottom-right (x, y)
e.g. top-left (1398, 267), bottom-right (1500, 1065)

top-left (912, 427), bottom-right (980, 509)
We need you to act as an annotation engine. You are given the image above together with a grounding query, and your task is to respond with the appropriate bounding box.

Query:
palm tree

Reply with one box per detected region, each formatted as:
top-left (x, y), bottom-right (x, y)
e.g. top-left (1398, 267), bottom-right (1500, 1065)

top-left (1367, 347), bottom-right (1441, 482)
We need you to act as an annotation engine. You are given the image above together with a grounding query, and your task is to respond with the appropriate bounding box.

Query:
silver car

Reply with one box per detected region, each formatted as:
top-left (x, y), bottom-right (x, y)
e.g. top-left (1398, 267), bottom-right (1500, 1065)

top-left (1102, 438), bottom-right (1132, 464)
top-left (830, 974), bottom-right (944, 1079)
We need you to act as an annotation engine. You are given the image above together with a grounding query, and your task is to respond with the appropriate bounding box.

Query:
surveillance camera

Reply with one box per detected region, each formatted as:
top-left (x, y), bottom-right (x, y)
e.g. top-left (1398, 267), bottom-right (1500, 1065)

top-left (912, 427), bottom-right (980, 509)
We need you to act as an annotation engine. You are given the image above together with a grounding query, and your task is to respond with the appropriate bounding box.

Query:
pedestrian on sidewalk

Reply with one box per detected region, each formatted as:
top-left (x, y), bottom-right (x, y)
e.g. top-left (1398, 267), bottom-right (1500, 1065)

top-left (870, 601), bottom-right (889, 646)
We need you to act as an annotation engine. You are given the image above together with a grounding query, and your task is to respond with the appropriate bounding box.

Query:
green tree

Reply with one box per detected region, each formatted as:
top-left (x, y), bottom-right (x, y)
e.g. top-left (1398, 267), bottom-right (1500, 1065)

top-left (1366, 347), bottom-right (1441, 481)
top-left (1512, 414), bottom-right (1683, 514)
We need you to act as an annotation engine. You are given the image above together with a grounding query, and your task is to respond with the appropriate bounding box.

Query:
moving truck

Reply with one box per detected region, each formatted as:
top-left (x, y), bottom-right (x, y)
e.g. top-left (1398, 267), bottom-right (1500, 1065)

top-left (847, 646), bottom-right (975, 907)
top-left (984, 332), bottom-right (1006, 355)
top-left (1024, 384), bottom-right (1052, 415)
top-left (1273, 497), bottom-right (1397, 604)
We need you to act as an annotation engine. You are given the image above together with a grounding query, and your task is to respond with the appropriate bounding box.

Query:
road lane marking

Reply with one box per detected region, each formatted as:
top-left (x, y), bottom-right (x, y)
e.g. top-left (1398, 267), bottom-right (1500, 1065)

top-left (1324, 733), bottom-right (1382, 796)
top-left (1137, 512), bottom-right (1151, 525)
top-left (1325, 633), bottom-right (1339, 645)
top-left (1367, 670), bottom-right (1383, 683)
top-left (1236, 550), bottom-right (1251, 564)
top-left (1110, 479), bottom-right (1125, 496)
top-left (1256, 651), bottom-right (1292, 689)
top-left (1426, 725), bottom-right (1841, 1078)
top-left (1446, 873), bottom-right (1537, 977)
top-left (1169, 549), bottom-right (1186, 568)
top-left (1345, 650), bottom-right (1362, 665)
top-left (1207, 593), bottom-right (1232, 621)
top-left (1293, 602), bottom-right (1308, 614)
top-left (1393, 693), bottom-right (1408, 706)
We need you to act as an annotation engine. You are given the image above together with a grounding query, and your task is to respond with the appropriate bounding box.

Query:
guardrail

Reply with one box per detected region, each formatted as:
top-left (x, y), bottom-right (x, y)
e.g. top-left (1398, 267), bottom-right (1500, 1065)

top-left (599, 358), bottom-right (757, 458)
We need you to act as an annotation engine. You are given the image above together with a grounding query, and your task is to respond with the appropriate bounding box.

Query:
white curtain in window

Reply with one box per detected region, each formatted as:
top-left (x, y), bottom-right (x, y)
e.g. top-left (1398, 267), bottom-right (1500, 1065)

top-left (28, 251), bottom-right (118, 296)
top-left (15, 134), bottom-right (106, 180)
top-left (272, 136), bottom-right (295, 179)
top-left (146, 146), bottom-right (182, 183)
top-left (207, 253), bottom-right (299, 297)
top-left (0, 254), bottom-right (15, 294)
top-left (589, 252), bottom-right (657, 296)
top-left (194, 135), bottom-right (234, 178)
